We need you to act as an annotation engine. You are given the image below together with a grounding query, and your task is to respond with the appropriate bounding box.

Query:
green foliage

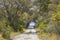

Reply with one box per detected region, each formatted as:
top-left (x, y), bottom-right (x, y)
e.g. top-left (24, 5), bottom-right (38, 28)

top-left (0, 0), bottom-right (60, 39)
top-left (39, 21), bottom-right (47, 29)
top-left (36, 19), bottom-right (48, 29)
top-left (50, 4), bottom-right (60, 34)
top-left (51, 4), bottom-right (60, 21)
top-left (1, 25), bottom-right (12, 40)
top-left (18, 25), bottom-right (24, 31)
top-left (2, 30), bottom-right (10, 40)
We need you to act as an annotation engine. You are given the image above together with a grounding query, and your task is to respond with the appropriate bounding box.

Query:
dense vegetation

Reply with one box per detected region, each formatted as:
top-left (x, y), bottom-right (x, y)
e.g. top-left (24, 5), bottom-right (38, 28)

top-left (0, 0), bottom-right (60, 40)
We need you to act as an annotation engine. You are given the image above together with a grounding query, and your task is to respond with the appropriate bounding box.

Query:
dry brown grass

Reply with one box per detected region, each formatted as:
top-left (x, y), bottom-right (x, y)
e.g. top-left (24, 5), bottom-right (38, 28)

top-left (36, 28), bottom-right (60, 40)
top-left (0, 33), bottom-right (5, 40)
top-left (37, 32), bottom-right (60, 40)
top-left (0, 32), bottom-right (20, 40)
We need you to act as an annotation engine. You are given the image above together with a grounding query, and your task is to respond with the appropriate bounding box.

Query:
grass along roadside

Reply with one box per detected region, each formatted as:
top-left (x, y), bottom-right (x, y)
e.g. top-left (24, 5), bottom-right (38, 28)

top-left (0, 33), bottom-right (5, 40)
top-left (0, 29), bottom-right (25, 40)
top-left (36, 28), bottom-right (60, 40)
top-left (0, 27), bottom-right (25, 40)
top-left (0, 32), bottom-right (20, 40)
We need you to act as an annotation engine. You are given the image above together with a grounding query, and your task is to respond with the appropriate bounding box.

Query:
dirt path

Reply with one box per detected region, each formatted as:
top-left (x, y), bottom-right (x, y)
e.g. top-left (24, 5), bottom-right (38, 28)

top-left (13, 29), bottom-right (39, 40)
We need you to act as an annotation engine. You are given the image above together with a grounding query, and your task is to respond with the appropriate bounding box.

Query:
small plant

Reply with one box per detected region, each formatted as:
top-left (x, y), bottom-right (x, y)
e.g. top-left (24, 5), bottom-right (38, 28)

top-left (18, 25), bottom-right (24, 32)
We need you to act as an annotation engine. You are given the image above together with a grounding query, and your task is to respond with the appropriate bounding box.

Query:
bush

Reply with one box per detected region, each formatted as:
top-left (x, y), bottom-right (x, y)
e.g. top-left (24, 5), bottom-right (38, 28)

top-left (51, 4), bottom-right (60, 34)
top-left (2, 28), bottom-right (12, 40)
top-left (36, 19), bottom-right (50, 32)
top-left (39, 20), bottom-right (48, 29)
top-left (18, 25), bottom-right (24, 32)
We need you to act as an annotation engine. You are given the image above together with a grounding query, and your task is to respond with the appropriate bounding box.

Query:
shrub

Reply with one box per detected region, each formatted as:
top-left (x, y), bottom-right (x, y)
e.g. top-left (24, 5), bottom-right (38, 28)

top-left (2, 28), bottom-right (12, 40)
top-left (18, 25), bottom-right (24, 32)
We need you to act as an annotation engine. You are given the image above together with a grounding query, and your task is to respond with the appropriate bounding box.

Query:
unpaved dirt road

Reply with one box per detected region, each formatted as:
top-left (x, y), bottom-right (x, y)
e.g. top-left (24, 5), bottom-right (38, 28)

top-left (13, 29), bottom-right (39, 40)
